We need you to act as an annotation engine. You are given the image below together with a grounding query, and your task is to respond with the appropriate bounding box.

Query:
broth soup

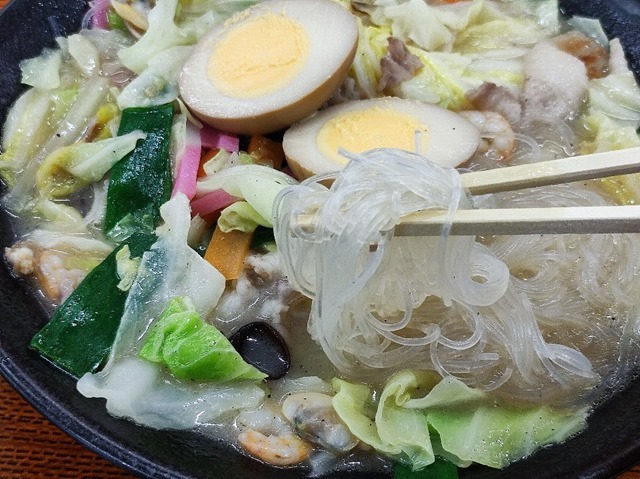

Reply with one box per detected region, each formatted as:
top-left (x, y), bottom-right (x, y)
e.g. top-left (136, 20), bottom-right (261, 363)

top-left (2, 0), bottom-right (640, 475)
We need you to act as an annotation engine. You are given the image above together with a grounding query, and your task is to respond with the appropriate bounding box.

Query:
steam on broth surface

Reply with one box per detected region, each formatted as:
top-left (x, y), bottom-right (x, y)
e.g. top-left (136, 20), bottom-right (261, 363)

top-left (2, 0), bottom-right (640, 475)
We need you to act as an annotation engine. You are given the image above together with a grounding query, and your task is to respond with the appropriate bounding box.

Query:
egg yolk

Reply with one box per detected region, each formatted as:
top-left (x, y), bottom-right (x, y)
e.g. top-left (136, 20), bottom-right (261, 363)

top-left (208, 13), bottom-right (310, 99)
top-left (316, 107), bottom-right (431, 165)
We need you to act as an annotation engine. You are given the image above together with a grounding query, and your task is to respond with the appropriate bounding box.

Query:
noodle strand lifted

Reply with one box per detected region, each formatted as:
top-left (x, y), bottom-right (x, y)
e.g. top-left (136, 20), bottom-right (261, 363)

top-left (274, 148), bottom-right (602, 404)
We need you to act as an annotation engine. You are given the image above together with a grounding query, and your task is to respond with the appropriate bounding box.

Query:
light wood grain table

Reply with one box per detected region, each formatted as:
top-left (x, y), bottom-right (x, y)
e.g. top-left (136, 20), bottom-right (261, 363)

top-left (0, 0), bottom-right (639, 477)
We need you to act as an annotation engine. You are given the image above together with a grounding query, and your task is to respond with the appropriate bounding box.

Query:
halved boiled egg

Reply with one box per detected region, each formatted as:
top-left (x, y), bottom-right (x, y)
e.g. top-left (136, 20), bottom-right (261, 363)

top-left (179, 0), bottom-right (358, 135)
top-left (283, 97), bottom-right (482, 180)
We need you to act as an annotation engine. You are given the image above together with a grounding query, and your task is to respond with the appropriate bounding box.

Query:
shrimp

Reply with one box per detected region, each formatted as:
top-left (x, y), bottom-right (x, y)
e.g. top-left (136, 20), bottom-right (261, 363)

top-left (460, 110), bottom-right (516, 161)
top-left (5, 245), bottom-right (85, 302)
top-left (35, 250), bottom-right (86, 303)
top-left (237, 430), bottom-right (312, 467)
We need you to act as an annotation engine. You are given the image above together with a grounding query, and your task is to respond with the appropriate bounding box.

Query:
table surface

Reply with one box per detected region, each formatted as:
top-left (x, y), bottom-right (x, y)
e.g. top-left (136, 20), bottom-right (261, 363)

top-left (2, 0), bottom-right (640, 478)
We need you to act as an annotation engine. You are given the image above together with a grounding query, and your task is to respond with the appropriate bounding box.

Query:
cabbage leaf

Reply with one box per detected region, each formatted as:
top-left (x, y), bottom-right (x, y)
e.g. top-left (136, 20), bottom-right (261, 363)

top-left (139, 296), bottom-right (267, 381)
top-left (36, 130), bottom-right (146, 198)
top-left (27, 228), bottom-right (113, 272)
top-left (349, 21), bottom-right (389, 98)
top-left (218, 201), bottom-right (271, 233)
top-left (117, 46), bottom-right (194, 109)
top-left (118, 0), bottom-right (192, 74)
top-left (588, 40), bottom-right (640, 129)
top-left (78, 356), bottom-right (265, 429)
top-left (115, 245), bottom-right (141, 292)
top-left (111, 193), bottom-right (226, 358)
top-left (580, 111), bottom-right (640, 205)
top-left (67, 33), bottom-right (100, 76)
top-left (20, 49), bottom-right (62, 90)
top-left (197, 165), bottom-right (298, 229)
top-left (376, 0), bottom-right (454, 51)
top-left (567, 16), bottom-right (608, 47)
top-left (333, 371), bottom-right (587, 470)
top-left (348, 0), bottom-right (555, 107)
top-left (3, 76), bottom-right (111, 212)
top-left (0, 88), bottom-right (77, 186)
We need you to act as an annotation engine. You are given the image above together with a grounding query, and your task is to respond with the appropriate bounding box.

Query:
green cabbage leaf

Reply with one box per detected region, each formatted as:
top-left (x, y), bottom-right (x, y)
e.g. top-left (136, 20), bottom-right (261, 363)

top-left (218, 201), bottom-right (271, 233)
top-left (333, 371), bottom-right (588, 471)
top-left (139, 296), bottom-right (267, 382)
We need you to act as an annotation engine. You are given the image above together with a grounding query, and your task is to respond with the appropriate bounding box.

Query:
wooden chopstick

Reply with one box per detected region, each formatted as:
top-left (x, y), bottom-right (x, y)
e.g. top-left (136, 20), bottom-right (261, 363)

top-left (292, 147), bottom-right (640, 237)
top-left (394, 147), bottom-right (640, 236)
top-left (461, 147), bottom-right (640, 195)
top-left (396, 205), bottom-right (640, 236)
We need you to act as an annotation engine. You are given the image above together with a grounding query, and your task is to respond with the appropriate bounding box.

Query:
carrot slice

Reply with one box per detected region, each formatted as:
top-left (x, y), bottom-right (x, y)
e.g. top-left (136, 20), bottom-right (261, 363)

top-left (248, 135), bottom-right (285, 169)
top-left (203, 224), bottom-right (254, 281)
